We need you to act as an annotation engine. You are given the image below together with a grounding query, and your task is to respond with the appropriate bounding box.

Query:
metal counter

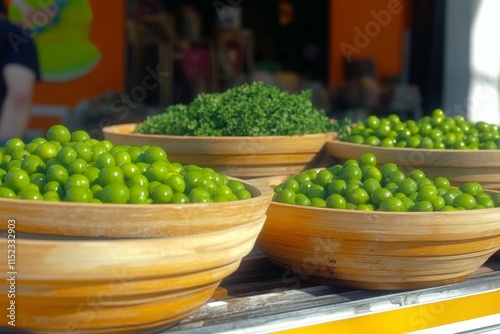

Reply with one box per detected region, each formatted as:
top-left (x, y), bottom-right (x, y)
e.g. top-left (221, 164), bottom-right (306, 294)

top-left (163, 248), bottom-right (500, 334)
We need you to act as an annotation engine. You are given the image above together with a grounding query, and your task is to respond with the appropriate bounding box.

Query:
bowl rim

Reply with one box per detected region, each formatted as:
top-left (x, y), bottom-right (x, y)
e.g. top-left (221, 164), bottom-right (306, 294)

top-left (0, 177), bottom-right (273, 209)
top-left (327, 139), bottom-right (500, 154)
top-left (264, 200), bottom-right (500, 242)
top-left (268, 199), bottom-right (500, 215)
top-left (326, 140), bottom-right (500, 168)
top-left (102, 123), bottom-right (337, 140)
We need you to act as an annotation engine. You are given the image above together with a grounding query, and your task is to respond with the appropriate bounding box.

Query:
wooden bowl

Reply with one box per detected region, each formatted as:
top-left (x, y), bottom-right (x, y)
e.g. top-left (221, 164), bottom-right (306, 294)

top-left (0, 217), bottom-right (265, 333)
top-left (102, 123), bottom-right (336, 179)
top-left (0, 178), bottom-right (273, 238)
top-left (258, 197), bottom-right (500, 290)
top-left (327, 140), bottom-right (500, 189)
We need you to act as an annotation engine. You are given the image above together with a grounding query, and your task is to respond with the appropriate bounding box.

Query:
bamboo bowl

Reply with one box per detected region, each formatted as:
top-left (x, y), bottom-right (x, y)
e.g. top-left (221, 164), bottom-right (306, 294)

top-left (0, 179), bottom-right (273, 238)
top-left (102, 123), bottom-right (336, 179)
top-left (0, 218), bottom-right (265, 333)
top-left (327, 140), bottom-right (500, 190)
top-left (258, 195), bottom-right (500, 290)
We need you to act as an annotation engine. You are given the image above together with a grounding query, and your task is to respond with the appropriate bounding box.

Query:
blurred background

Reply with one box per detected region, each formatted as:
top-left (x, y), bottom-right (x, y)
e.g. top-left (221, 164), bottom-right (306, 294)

top-left (6, 0), bottom-right (499, 138)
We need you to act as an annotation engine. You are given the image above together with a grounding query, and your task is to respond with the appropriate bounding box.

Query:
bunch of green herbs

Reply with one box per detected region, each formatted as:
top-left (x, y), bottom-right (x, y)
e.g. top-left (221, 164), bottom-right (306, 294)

top-left (331, 117), bottom-right (352, 140)
top-left (134, 82), bottom-right (334, 136)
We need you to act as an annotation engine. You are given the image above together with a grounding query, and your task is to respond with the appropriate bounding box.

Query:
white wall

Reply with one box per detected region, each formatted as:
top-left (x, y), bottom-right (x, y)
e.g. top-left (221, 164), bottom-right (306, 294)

top-left (468, 0), bottom-right (500, 124)
top-left (443, 0), bottom-right (500, 124)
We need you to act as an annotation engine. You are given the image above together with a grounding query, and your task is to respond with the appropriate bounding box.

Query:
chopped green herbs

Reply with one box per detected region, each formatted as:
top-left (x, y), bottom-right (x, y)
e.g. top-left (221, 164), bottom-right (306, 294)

top-left (331, 117), bottom-right (352, 141)
top-left (134, 82), bottom-right (334, 136)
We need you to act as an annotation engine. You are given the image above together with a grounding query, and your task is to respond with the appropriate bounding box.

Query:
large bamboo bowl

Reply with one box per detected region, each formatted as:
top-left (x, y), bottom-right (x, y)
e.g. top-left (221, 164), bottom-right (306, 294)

top-left (0, 178), bottom-right (273, 238)
top-left (258, 201), bottom-right (500, 290)
top-left (0, 218), bottom-right (264, 333)
top-left (327, 140), bottom-right (500, 190)
top-left (102, 123), bottom-right (336, 179)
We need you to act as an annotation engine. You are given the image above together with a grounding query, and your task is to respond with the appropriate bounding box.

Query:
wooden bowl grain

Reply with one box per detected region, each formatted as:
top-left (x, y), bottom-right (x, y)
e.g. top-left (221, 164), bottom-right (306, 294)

top-left (102, 123), bottom-right (336, 179)
top-left (0, 218), bottom-right (265, 333)
top-left (327, 140), bottom-right (500, 190)
top-left (258, 201), bottom-right (500, 290)
top-left (0, 179), bottom-right (273, 332)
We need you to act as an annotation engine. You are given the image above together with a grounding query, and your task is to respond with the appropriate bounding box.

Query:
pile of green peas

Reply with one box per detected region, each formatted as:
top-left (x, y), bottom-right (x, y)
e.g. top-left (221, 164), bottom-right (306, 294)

top-left (0, 125), bottom-right (252, 204)
top-left (273, 152), bottom-right (500, 212)
top-left (345, 109), bottom-right (500, 149)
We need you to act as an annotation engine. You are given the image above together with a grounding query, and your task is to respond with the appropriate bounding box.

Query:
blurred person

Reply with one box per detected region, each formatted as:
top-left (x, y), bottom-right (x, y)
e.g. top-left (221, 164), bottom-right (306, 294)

top-left (0, 0), bottom-right (39, 144)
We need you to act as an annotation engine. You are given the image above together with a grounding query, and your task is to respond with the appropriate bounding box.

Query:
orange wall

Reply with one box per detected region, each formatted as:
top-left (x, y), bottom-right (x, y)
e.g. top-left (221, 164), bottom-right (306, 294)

top-left (33, 1), bottom-right (126, 106)
top-left (329, 0), bottom-right (411, 84)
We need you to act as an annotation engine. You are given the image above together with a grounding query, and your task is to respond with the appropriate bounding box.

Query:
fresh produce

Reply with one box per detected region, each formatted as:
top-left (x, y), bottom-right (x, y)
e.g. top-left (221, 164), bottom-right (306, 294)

top-left (272, 152), bottom-right (500, 211)
top-left (341, 109), bottom-right (500, 150)
top-left (134, 82), bottom-right (333, 136)
top-left (0, 125), bottom-right (252, 204)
